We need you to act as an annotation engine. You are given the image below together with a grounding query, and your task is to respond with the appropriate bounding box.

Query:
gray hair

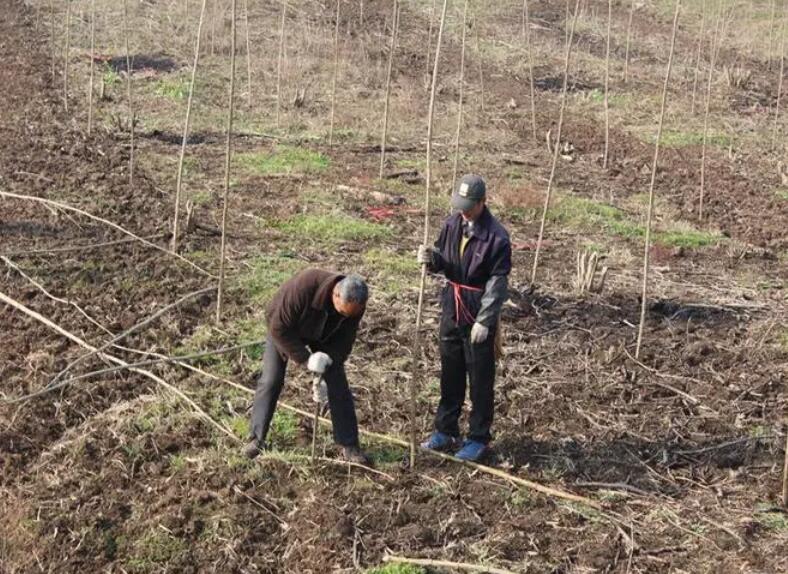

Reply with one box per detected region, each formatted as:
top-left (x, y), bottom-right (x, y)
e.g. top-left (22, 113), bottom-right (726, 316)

top-left (336, 274), bottom-right (369, 304)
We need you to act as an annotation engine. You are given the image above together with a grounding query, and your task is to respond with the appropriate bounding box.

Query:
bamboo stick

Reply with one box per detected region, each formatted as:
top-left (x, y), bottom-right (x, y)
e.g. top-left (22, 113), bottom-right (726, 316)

top-left (691, 0), bottom-right (706, 115)
top-left (122, 0), bottom-right (135, 187)
top-left (769, 0), bottom-right (777, 70)
top-left (0, 190), bottom-right (213, 277)
top-left (782, 430), bottom-right (788, 506)
top-left (275, 0), bottom-right (287, 127)
top-left (379, 0), bottom-right (399, 178)
top-left (773, 3), bottom-right (786, 142)
top-left (451, 0), bottom-right (470, 186)
top-left (50, 0), bottom-right (56, 82)
top-left (603, 0), bottom-right (612, 169)
top-left (410, 0), bottom-right (449, 470)
top-left (171, 0), bottom-right (209, 253)
top-left (624, 0), bottom-right (635, 83)
top-left (63, 0), bottom-right (71, 112)
top-left (635, 0), bottom-right (682, 359)
top-left (328, 0), bottom-right (341, 146)
top-left (216, 0), bottom-right (238, 322)
top-left (523, 0), bottom-right (537, 143)
top-left (474, 13), bottom-right (484, 114)
top-left (87, 0), bottom-right (96, 135)
top-left (530, 0), bottom-right (582, 285)
top-left (383, 556), bottom-right (517, 574)
top-left (698, 0), bottom-right (726, 222)
top-left (243, 0), bottom-right (252, 106)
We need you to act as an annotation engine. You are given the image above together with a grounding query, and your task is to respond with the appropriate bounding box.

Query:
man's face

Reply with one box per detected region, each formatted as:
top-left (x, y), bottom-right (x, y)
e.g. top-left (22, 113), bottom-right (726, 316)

top-left (332, 288), bottom-right (365, 318)
top-left (460, 199), bottom-right (485, 222)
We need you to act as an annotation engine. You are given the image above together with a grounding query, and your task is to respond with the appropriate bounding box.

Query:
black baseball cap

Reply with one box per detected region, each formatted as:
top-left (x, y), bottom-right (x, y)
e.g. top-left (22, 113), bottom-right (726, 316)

top-left (451, 174), bottom-right (486, 212)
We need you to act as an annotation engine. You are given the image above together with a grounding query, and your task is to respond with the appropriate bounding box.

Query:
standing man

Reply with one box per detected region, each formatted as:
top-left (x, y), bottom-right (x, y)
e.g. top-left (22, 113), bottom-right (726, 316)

top-left (417, 175), bottom-right (511, 462)
top-left (244, 269), bottom-right (372, 465)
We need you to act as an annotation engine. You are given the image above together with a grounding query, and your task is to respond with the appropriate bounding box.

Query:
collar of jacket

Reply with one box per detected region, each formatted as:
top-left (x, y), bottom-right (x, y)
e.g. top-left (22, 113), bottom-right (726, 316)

top-left (456, 206), bottom-right (492, 241)
top-left (310, 273), bottom-right (345, 310)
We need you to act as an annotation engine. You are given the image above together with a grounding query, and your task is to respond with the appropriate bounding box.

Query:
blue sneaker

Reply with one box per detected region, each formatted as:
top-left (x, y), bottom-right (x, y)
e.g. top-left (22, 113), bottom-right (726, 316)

top-left (420, 431), bottom-right (458, 451)
top-left (455, 440), bottom-right (488, 462)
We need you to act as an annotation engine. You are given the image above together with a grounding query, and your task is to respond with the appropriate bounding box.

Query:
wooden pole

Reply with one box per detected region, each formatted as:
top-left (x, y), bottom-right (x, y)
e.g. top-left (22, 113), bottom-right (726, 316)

top-left (243, 0), bottom-right (252, 106)
top-left (87, 0), bottom-right (96, 135)
top-left (451, 0), bottom-right (470, 186)
top-left (603, 0), bottom-right (611, 169)
top-left (635, 0), bottom-right (682, 359)
top-left (530, 0), bottom-right (582, 285)
top-left (328, 0), bottom-right (341, 146)
top-left (50, 0), bottom-right (56, 82)
top-left (782, 430), bottom-right (788, 506)
top-left (624, 0), bottom-right (635, 83)
top-left (698, 0), bottom-right (726, 222)
top-left (379, 0), bottom-right (399, 178)
top-left (410, 0), bottom-right (449, 470)
top-left (773, 3), bottom-right (786, 142)
top-left (216, 0), bottom-right (238, 322)
top-left (691, 0), bottom-right (706, 115)
top-left (171, 0), bottom-right (209, 253)
top-left (122, 0), bottom-right (135, 187)
top-left (523, 0), bottom-right (537, 142)
top-left (474, 12), bottom-right (484, 114)
top-left (63, 0), bottom-right (71, 112)
top-left (275, 0), bottom-right (287, 127)
top-left (769, 0), bottom-right (777, 70)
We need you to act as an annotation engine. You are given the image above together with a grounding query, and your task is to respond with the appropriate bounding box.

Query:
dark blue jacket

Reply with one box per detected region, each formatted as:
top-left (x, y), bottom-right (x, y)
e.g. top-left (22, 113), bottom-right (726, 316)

top-left (427, 207), bottom-right (512, 327)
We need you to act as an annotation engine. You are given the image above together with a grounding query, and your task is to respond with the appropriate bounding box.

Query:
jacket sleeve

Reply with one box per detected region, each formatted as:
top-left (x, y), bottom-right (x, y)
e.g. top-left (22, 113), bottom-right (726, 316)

top-left (475, 237), bottom-right (512, 328)
top-left (428, 222), bottom-right (449, 273)
top-left (268, 286), bottom-right (312, 364)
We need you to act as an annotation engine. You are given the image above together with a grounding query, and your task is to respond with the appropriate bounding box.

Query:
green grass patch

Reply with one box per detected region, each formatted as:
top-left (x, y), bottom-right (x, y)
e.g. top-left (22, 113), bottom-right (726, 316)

top-left (547, 196), bottom-right (644, 238)
top-left (586, 88), bottom-right (629, 106)
top-left (103, 64), bottom-right (120, 88)
top-left (656, 130), bottom-right (732, 148)
top-left (775, 189), bottom-right (788, 201)
top-left (394, 157), bottom-right (425, 170)
top-left (154, 77), bottom-right (189, 100)
top-left (236, 145), bottom-right (329, 175)
top-left (368, 445), bottom-right (406, 466)
top-left (366, 564), bottom-right (427, 574)
top-left (274, 213), bottom-right (391, 243)
top-left (756, 505), bottom-right (788, 531)
top-left (239, 255), bottom-right (306, 304)
top-left (363, 248), bottom-right (418, 295)
top-left (656, 227), bottom-right (721, 248)
top-left (270, 410), bottom-right (299, 444)
top-left (125, 528), bottom-right (188, 571)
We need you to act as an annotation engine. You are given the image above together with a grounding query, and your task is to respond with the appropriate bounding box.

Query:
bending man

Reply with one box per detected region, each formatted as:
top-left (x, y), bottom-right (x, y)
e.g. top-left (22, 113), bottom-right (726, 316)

top-left (418, 175), bottom-right (512, 462)
top-left (244, 269), bottom-right (371, 465)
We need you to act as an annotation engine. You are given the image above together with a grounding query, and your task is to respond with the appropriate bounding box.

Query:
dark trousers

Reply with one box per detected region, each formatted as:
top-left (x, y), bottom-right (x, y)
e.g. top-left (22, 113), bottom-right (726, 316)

top-left (434, 313), bottom-right (496, 444)
top-left (250, 336), bottom-right (360, 447)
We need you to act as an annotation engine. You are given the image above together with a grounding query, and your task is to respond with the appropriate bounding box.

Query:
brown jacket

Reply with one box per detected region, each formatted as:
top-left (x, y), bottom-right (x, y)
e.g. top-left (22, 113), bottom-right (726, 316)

top-left (265, 268), bottom-right (363, 365)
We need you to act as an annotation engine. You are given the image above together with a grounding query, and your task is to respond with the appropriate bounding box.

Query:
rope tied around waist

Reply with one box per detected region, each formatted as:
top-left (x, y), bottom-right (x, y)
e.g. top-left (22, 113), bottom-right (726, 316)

top-left (448, 280), bottom-right (483, 325)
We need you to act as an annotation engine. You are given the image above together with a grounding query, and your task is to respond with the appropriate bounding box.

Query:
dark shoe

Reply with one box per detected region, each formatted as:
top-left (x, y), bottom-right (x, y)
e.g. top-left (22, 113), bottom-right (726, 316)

top-left (455, 440), bottom-right (488, 462)
top-left (243, 440), bottom-right (265, 460)
top-left (341, 445), bottom-right (373, 467)
top-left (420, 431), bottom-right (458, 452)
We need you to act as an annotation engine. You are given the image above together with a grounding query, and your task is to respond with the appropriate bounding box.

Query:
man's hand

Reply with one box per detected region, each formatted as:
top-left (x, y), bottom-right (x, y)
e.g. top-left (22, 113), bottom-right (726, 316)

top-left (417, 245), bottom-right (433, 265)
top-left (307, 352), bottom-right (333, 374)
top-left (312, 377), bottom-right (328, 404)
top-left (470, 322), bottom-right (489, 344)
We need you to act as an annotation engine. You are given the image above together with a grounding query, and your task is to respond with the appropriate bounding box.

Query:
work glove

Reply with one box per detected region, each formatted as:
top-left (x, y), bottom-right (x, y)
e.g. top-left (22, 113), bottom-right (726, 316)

top-left (470, 322), bottom-right (489, 344)
top-left (417, 244), bottom-right (433, 266)
top-left (307, 351), bottom-right (332, 375)
top-left (312, 377), bottom-right (328, 404)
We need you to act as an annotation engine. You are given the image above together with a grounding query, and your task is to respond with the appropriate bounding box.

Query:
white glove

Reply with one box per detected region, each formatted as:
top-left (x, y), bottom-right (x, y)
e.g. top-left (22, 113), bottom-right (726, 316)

top-left (312, 377), bottom-right (328, 404)
top-left (417, 245), bottom-right (433, 265)
top-left (307, 352), bottom-right (332, 374)
top-left (470, 322), bottom-right (489, 344)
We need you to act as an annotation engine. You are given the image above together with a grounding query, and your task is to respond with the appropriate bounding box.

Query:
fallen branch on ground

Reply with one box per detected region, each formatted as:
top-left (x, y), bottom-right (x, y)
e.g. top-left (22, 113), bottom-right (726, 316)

top-left (0, 290), bottom-right (234, 440)
top-left (0, 191), bottom-right (212, 277)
